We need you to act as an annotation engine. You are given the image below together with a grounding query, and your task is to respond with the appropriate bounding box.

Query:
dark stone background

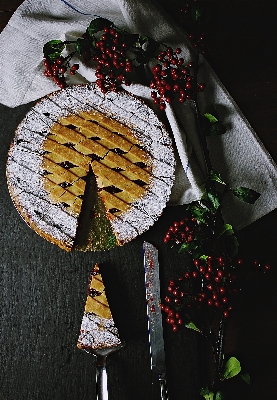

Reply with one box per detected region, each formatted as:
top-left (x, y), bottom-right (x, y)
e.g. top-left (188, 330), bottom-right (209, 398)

top-left (1, 1), bottom-right (277, 399)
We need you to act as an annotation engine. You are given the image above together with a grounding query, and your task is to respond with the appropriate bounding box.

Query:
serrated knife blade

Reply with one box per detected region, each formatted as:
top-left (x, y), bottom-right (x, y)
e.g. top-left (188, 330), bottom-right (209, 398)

top-left (143, 241), bottom-right (169, 400)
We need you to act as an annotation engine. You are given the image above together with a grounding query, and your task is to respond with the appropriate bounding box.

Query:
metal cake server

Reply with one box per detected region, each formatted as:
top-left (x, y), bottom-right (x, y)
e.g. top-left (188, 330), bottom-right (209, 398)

top-left (143, 241), bottom-right (169, 400)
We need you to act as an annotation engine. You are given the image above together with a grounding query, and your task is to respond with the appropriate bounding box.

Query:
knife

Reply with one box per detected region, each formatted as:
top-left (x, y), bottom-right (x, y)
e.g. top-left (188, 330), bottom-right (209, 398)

top-left (143, 241), bottom-right (169, 400)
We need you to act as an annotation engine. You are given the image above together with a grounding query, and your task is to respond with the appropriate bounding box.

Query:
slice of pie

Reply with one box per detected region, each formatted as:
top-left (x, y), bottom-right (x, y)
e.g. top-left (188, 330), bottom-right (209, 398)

top-left (6, 83), bottom-right (175, 251)
top-left (77, 263), bottom-right (122, 351)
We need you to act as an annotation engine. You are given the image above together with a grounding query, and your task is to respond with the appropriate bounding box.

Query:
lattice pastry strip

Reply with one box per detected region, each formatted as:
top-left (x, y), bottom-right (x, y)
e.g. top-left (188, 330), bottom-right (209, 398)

top-left (42, 157), bottom-right (86, 186)
top-left (78, 110), bottom-right (138, 144)
top-left (43, 138), bottom-right (91, 171)
top-left (59, 114), bottom-right (135, 151)
top-left (91, 161), bottom-right (145, 199)
top-left (57, 116), bottom-right (148, 164)
top-left (98, 151), bottom-right (150, 183)
top-left (99, 190), bottom-right (130, 217)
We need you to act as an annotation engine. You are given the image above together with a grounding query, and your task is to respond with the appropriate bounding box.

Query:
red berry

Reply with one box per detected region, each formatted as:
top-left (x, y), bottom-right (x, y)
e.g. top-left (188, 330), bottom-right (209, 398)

top-left (199, 266), bottom-right (206, 274)
top-left (159, 103), bottom-right (166, 111)
top-left (165, 296), bottom-right (171, 303)
top-left (168, 310), bottom-right (175, 317)
top-left (56, 57), bottom-right (63, 65)
top-left (198, 83), bottom-right (205, 92)
top-left (219, 286), bottom-right (225, 294)
top-left (172, 325), bottom-right (178, 332)
top-left (223, 311), bottom-right (229, 318)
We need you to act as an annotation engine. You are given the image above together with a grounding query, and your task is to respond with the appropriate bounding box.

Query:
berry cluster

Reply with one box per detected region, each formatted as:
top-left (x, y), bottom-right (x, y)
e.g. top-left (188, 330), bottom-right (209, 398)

top-left (161, 279), bottom-right (187, 332)
top-left (189, 256), bottom-right (239, 318)
top-left (162, 214), bottom-right (271, 331)
top-left (93, 26), bottom-right (133, 93)
top-left (150, 47), bottom-right (205, 110)
top-left (43, 56), bottom-right (79, 89)
top-left (162, 255), bottom-right (271, 332)
top-left (163, 216), bottom-right (198, 244)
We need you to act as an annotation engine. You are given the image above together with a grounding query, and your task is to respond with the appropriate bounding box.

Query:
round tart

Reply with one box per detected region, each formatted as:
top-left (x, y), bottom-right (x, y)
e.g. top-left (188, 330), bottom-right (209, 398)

top-left (6, 83), bottom-right (175, 251)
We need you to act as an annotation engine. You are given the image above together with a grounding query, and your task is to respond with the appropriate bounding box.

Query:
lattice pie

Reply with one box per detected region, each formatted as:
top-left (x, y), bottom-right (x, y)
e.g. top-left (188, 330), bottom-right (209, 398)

top-left (6, 84), bottom-right (175, 251)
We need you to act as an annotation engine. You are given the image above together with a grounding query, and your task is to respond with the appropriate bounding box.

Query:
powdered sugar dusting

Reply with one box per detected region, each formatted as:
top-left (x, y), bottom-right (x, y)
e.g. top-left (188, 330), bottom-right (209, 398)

top-left (77, 312), bottom-right (121, 350)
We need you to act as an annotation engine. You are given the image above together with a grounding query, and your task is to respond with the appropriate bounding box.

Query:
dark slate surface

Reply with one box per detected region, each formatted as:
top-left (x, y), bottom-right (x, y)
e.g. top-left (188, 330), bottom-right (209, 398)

top-left (0, 101), bottom-right (200, 400)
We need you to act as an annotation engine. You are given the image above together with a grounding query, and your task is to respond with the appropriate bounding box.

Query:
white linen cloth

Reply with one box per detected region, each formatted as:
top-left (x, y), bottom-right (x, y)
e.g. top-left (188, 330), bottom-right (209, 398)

top-left (1, 0), bottom-right (277, 229)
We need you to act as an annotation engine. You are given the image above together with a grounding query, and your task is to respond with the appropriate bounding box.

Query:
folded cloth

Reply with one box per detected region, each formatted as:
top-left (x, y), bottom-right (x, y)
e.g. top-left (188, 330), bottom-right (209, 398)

top-left (1, 0), bottom-right (277, 229)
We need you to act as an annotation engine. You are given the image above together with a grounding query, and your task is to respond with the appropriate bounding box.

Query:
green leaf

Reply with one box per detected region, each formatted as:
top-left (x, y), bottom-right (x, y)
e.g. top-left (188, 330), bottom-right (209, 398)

top-left (241, 373), bottom-right (251, 385)
top-left (200, 387), bottom-right (214, 400)
top-left (204, 113), bottom-right (218, 123)
top-left (191, 3), bottom-right (203, 22)
top-left (185, 321), bottom-right (201, 332)
top-left (222, 357), bottom-right (241, 380)
top-left (202, 114), bottom-right (227, 136)
top-left (207, 191), bottom-right (221, 211)
top-left (87, 17), bottom-right (113, 36)
top-left (187, 202), bottom-right (208, 223)
top-left (43, 40), bottom-right (65, 60)
top-left (218, 224), bottom-right (234, 238)
top-left (210, 171), bottom-right (226, 186)
top-left (179, 241), bottom-right (199, 253)
top-left (74, 37), bottom-right (95, 56)
top-left (232, 187), bottom-right (260, 204)
top-left (215, 392), bottom-right (225, 400)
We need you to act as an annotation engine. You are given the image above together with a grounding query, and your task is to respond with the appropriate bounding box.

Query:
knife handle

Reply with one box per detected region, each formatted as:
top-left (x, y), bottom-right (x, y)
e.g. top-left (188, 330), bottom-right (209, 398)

top-left (159, 373), bottom-right (169, 400)
top-left (96, 356), bottom-right (108, 400)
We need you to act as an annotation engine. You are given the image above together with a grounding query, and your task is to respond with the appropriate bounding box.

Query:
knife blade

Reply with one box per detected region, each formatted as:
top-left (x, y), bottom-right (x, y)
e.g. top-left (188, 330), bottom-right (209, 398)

top-left (143, 241), bottom-right (169, 400)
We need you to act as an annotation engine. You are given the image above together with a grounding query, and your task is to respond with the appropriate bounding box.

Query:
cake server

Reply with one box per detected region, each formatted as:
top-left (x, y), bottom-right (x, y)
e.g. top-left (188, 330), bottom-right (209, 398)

top-left (143, 241), bottom-right (169, 400)
top-left (77, 263), bottom-right (124, 400)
